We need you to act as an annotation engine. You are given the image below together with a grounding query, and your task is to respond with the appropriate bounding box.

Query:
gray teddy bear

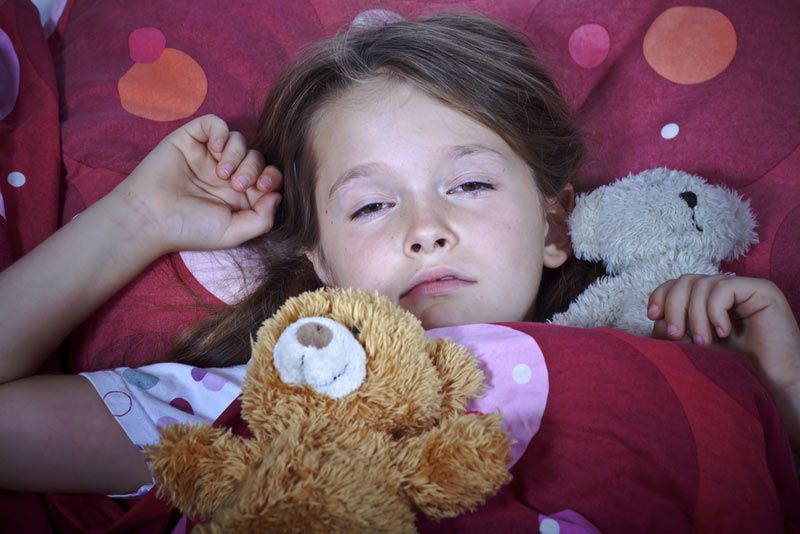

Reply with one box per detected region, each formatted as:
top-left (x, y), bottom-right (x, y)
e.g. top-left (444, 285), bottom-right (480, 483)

top-left (549, 167), bottom-right (758, 336)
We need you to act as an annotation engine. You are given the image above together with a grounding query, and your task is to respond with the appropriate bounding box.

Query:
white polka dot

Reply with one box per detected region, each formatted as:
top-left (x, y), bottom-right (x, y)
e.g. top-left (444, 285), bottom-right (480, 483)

top-left (540, 518), bottom-right (560, 534)
top-left (512, 363), bottom-right (532, 385)
top-left (661, 122), bottom-right (679, 139)
top-left (0, 191), bottom-right (5, 219)
top-left (7, 171), bottom-right (25, 187)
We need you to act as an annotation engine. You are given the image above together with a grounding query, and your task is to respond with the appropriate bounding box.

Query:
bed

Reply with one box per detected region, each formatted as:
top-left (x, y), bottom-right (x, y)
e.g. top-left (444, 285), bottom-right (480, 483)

top-left (1, 0), bottom-right (799, 531)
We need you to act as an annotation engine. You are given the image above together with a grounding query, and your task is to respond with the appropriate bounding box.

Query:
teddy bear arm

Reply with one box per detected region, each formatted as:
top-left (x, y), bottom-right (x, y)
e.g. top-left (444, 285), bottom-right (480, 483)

top-left (428, 338), bottom-right (485, 419)
top-left (146, 424), bottom-right (255, 520)
top-left (549, 276), bottom-right (624, 329)
top-left (400, 413), bottom-right (511, 520)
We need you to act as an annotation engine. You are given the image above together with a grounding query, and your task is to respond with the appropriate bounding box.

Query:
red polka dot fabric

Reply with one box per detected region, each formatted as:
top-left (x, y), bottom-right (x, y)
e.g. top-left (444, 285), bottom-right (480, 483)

top-left (3, 0), bottom-right (797, 373)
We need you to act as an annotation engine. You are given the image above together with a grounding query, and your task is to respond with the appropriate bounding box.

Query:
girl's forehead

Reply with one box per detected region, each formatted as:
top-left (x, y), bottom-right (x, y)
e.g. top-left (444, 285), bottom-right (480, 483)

top-left (310, 81), bottom-right (518, 177)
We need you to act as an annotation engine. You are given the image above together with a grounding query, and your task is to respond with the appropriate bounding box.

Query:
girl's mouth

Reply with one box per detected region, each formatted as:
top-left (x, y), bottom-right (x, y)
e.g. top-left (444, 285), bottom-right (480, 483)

top-left (401, 277), bottom-right (475, 299)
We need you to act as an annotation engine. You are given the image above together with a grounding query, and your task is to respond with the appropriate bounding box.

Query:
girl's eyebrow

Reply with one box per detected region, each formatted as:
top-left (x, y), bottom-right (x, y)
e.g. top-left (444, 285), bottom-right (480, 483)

top-left (328, 144), bottom-right (506, 200)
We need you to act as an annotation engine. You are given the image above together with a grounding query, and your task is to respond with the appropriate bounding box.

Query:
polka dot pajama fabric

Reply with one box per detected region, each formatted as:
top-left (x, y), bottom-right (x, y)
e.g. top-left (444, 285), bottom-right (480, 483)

top-left (80, 362), bottom-right (247, 497)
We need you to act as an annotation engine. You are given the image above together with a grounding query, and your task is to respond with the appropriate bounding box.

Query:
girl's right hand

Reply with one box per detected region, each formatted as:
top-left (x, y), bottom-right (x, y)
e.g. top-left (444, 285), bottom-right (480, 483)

top-left (113, 114), bottom-right (283, 254)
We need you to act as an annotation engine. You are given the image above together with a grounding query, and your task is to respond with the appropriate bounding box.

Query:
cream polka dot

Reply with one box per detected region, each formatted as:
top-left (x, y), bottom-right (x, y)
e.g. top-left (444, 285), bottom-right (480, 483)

top-left (661, 123), bottom-right (679, 139)
top-left (7, 171), bottom-right (25, 187)
top-left (512, 363), bottom-right (532, 385)
top-left (540, 517), bottom-right (560, 534)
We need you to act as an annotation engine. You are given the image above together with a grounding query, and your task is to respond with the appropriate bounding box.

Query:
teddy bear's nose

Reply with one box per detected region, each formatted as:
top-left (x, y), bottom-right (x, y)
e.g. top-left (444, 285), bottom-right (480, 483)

top-left (679, 191), bottom-right (698, 208)
top-left (296, 322), bottom-right (333, 349)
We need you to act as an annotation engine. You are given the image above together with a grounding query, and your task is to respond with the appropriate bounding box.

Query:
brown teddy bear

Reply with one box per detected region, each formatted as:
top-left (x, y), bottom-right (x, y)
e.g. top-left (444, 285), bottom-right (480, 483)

top-left (147, 287), bottom-right (512, 533)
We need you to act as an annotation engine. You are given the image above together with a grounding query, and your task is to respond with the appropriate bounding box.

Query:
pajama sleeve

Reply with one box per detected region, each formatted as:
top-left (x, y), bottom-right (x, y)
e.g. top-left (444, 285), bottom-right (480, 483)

top-left (80, 362), bottom-right (247, 497)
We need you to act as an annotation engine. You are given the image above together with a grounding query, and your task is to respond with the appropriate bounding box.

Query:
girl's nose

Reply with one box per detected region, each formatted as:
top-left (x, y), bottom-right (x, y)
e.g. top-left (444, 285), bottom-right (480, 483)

top-left (410, 238), bottom-right (447, 253)
top-left (405, 208), bottom-right (456, 255)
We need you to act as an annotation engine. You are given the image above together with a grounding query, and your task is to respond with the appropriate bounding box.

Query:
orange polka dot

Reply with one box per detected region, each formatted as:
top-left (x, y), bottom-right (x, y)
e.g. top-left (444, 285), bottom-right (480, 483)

top-left (118, 48), bottom-right (207, 122)
top-left (644, 6), bottom-right (736, 85)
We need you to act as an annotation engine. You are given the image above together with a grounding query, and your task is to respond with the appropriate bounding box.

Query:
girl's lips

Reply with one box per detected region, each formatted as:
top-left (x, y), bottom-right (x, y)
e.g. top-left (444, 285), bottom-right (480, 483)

top-left (401, 278), bottom-right (475, 299)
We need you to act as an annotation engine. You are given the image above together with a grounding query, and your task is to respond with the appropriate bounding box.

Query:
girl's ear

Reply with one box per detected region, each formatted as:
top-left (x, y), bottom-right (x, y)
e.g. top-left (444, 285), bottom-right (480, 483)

top-left (304, 246), bottom-right (334, 286)
top-left (542, 183), bottom-right (574, 269)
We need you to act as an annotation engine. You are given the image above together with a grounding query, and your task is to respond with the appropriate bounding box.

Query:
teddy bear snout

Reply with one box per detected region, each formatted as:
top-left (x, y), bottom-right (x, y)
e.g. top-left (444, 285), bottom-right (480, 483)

top-left (296, 321), bottom-right (333, 349)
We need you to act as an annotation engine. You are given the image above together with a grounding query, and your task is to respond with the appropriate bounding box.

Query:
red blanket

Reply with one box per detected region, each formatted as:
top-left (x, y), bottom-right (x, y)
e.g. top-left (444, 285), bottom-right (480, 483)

top-left (8, 324), bottom-right (797, 532)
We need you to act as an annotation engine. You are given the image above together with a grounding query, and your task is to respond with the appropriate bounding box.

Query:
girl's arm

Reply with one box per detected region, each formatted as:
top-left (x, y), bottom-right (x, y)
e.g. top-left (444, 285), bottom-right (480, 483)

top-left (0, 115), bottom-right (282, 492)
top-left (0, 114), bottom-right (282, 384)
top-left (0, 186), bottom-right (163, 383)
top-left (648, 274), bottom-right (800, 451)
top-left (0, 375), bottom-right (153, 493)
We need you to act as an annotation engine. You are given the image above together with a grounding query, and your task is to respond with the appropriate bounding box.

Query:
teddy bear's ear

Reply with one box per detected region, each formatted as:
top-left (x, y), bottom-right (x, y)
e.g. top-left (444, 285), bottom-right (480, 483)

top-left (427, 338), bottom-right (485, 419)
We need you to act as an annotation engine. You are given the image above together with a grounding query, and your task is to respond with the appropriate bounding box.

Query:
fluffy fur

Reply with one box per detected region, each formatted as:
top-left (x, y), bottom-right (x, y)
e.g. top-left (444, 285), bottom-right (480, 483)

top-left (147, 287), bottom-right (511, 533)
top-left (550, 167), bottom-right (758, 336)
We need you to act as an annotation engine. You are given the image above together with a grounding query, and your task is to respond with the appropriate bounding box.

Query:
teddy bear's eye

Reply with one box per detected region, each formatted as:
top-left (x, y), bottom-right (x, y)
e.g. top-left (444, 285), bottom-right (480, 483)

top-left (350, 325), bottom-right (361, 338)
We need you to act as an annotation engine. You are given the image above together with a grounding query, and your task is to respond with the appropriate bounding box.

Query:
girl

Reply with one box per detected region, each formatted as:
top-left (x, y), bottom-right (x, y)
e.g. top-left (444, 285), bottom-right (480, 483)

top-left (1, 12), bottom-right (799, 497)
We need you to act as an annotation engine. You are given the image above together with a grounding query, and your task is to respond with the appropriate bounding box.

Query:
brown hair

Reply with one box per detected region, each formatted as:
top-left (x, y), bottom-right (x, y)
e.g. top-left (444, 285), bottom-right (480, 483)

top-left (171, 11), bottom-right (589, 367)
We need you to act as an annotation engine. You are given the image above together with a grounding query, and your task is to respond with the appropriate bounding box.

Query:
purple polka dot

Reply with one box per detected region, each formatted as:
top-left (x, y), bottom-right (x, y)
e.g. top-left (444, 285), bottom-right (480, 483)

top-left (568, 24), bottom-right (610, 69)
top-left (128, 27), bottom-right (166, 63)
top-left (191, 367), bottom-right (207, 381)
top-left (169, 397), bottom-right (194, 415)
top-left (156, 416), bottom-right (180, 428)
top-left (202, 373), bottom-right (226, 392)
top-left (192, 367), bottom-right (225, 391)
top-left (0, 28), bottom-right (20, 120)
top-left (103, 391), bottom-right (132, 417)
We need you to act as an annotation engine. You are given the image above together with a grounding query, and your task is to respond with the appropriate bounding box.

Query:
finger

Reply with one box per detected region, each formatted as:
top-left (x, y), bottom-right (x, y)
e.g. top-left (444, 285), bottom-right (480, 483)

top-left (706, 275), bottom-right (744, 339)
top-left (221, 193), bottom-right (281, 246)
top-left (229, 150), bottom-right (267, 192)
top-left (256, 165), bottom-right (283, 192)
top-left (647, 279), bottom-right (677, 320)
top-left (651, 319), bottom-right (692, 344)
top-left (216, 131), bottom-right (248, 180)
top-left (662, 274), bottom-right (704, 339)
top-left (184, 114), bottom-right (230, 153)
top-left (167, 114), bottom-right (230, 157)
top-left (686, 275), bottom-right (728, 346)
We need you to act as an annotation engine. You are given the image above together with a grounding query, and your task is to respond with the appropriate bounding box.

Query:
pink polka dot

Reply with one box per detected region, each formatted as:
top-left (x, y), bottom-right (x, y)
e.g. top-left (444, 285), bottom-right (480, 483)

top-left (427, 324), bottom-right (548, 466)
top-left (103, 391), bottom-right (132, 417)
top-left (191, 367), bottom-right (226, 391)
top-left (156, 416), bottom-right (180, 428)
top-left (0, 28), bottom-right (20, 121)
top-left (568, 24), bottom-right (610, 69)
top-left (129, 27), bottom-right (166, 63)
top-left (169, 397), bottom-right (194, 415)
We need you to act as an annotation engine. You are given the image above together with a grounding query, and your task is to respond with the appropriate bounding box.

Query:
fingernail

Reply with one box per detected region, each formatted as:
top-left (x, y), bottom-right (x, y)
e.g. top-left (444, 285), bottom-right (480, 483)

top-left (693, 334), bottom-right (705, 346)
top-left (234, 175), bottom-right (248, 189)
top-left (258, 175), bottom-right (272, 190)
top-left (667, 324), bottom-right (680, 338)
top-left (716, 325), bottom-right (726, 337)
top-left (647, 304), bottom-right (659, 317)
top-left (213, 137), bottom-right (225, 150)
top-left (220, 162), bottom-right (233, 177)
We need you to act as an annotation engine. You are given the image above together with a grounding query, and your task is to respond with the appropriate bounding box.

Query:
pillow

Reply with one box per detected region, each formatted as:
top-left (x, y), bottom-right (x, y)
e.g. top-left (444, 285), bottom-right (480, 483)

top-left (2, 0), bottom-right (799, 370)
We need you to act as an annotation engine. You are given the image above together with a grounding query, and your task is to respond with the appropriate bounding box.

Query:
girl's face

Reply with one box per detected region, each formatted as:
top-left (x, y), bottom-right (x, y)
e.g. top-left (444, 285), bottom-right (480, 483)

top-left (307, 81), bottom-right (569, 328)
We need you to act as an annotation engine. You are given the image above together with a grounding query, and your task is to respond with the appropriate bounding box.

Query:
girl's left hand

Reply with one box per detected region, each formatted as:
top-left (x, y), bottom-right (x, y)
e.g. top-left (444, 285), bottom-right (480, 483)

top-left (647, 274), bottom-right (800, 392)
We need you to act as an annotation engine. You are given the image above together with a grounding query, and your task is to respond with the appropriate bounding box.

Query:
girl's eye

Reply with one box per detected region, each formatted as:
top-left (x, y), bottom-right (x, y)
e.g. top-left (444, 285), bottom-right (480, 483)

top-left (449, 181), bottom-right (495, 194)
top-left (350, 202), bottom-right (394, 220)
